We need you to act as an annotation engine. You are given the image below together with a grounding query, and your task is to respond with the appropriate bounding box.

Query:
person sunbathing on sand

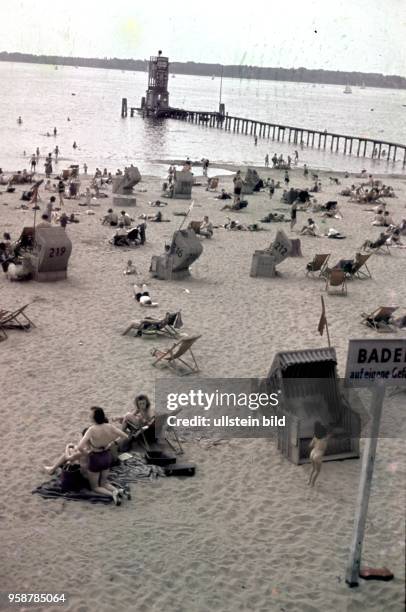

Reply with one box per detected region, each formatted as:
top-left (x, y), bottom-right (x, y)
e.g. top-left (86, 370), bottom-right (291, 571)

top-left (300, 218), bottom-right (318, 236)
top-left (133, 283), bottom-right (158, 306)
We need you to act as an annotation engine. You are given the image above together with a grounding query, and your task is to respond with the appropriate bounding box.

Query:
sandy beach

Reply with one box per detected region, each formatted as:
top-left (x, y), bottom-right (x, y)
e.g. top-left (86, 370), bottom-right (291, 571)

top-left (1, 164), bottom-right (405, 612)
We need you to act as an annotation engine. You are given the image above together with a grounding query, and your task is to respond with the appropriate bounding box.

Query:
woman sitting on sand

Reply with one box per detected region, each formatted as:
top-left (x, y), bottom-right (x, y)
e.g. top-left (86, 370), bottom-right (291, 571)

top-left (300, 218), bottom-right (318, 236)
top-left (77, 407), bottom-right (129, 505)
top-left (138, 211), bottom-right (166, 222)
top-left (372, 211), bottom-right (385, 226)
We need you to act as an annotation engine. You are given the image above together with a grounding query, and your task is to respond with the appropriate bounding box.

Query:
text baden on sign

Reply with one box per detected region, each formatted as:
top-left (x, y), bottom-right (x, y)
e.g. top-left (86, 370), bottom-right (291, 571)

top-left (345, 339), bottom-right (406, 387)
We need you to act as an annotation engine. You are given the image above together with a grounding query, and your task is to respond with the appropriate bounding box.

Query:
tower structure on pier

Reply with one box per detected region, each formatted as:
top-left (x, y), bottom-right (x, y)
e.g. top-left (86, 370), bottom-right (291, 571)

top-left (142, 50), bottom-right (169, 113)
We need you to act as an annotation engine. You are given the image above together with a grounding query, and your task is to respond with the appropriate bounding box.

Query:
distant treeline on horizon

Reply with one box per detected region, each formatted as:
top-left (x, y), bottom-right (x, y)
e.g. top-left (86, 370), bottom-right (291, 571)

top-left (1, 51), bottom-right (406, 89)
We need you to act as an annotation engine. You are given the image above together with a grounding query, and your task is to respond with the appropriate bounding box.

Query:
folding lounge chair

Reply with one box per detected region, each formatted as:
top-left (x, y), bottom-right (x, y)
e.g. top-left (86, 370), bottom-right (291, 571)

top-left (361, 236), bottom-right (390, 255)
top-left (360, 306), bottom-right (398, 332)
top-left (348, 253), bottom-right (372, 279)
top-left (325, 269), bottom-right (347, 295)
top-left (123, 311), bottom-right (184, 338)
top-left (151, 335), bottom-right (201, 376)
top-left (0, 304), bottom-right (35, 331)
top-left (0, 325), bottom-right (7, 341)
top-left (153, 411), bottom-right (184, 455)
top-left (305, 253), bottom-right (330, 277)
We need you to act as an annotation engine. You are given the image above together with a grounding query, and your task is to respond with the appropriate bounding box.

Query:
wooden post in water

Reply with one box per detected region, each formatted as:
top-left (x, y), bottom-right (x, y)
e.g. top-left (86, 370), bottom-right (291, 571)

top-left (272, 125), bottom-right (276, 140)
top-left (387, 145), bottom-right (391, 161)
top-left (357, 140), bottom-right (361, 156)
top-left (330, 136), bottom-right (334, 151)
top-left (403, 148), bottom-right (406, 165)
top-left (393, 146), bottom-right (397, 162)
top-left (121, 98), bottom-right (128, 118)
top-left (336, 137), bottom-right (340, 152)
top-left (306, 131), bottom-right (310, 146)
top-left (311, 132), bottom-right (315, 146)
top-left (363, 140), bottom-right (367, 157)
top-left (349, 139), bottom-right (353, 155)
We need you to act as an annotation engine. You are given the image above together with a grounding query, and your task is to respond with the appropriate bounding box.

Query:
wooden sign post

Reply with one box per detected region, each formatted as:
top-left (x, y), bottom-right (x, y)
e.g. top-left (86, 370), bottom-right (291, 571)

top-left (345, 382), bottom-right (385, 587)
top-left (344, 338), bottom-right (405, 587)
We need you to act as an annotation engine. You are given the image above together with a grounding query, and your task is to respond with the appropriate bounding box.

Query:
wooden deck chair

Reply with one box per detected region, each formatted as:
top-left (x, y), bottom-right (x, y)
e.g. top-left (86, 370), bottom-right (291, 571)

top-left (306, 253), bottom-right (330, 277)
top-left (349, 253), bottom-right (372, 279)
top-left (188, 221), bottom-right (202, 234)
top-left (0, 304), bottom-right (35, 331)
top-left (123, 311), bottom-right (184, 338)
top-left (360, 306), bottom-right (398, 332)
top-left (151, 335), bottom-right (201, 376)
top-left (153, 410), bottom-right (184, 455)
top-left (325, 269), bottom-right (347, 295)
top-left (360, 236), bottom-right (390, 255)
top-left (0, 325), bottom-right (7, 341)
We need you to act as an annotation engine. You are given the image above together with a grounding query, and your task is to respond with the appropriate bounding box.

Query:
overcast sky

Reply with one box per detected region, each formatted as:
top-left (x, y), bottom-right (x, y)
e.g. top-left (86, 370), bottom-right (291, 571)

top-left (2, 0), bottom-right (405, 75)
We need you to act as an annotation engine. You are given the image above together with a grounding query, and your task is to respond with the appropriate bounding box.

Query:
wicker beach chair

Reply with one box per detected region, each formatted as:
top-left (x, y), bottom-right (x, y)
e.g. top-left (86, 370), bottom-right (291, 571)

top-left (325, 269), bottom-right (347, 295)
top-left (305, 253), bottom-right (330, 277)
top-left (151, 335), bottom-right (201, 375)
top-left (360, 306), bottom-right (398, 332)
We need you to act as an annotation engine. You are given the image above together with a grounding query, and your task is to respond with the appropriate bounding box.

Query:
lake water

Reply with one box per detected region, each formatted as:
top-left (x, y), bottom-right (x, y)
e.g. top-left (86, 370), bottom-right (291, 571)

top-left (1, 61), bottom-right (406, 175)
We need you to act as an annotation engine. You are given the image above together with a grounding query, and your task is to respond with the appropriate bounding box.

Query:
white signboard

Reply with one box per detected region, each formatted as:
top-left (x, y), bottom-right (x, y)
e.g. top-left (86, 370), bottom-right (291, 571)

top-left (345, 339), bottom-right (406, 387)
top-left (269, 230), bottom-right (292, 265)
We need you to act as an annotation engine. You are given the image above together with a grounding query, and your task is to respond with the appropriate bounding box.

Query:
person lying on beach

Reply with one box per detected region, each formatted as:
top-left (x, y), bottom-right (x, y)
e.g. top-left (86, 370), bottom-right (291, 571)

top-left (260, 212), bottom-right (288, 223)
top-left (308, 422), bottom-right (331, 487)
top-left (133, 283), bottom-right (158, 307)
top-left (321, 201), bottom-right (343, 219)
top-left (215, 189), bottom-right (232, 200)
top-left (300, 218), bottom-right (318, 236)
top-left (386, 229), bottom-right (403, 247)
top-left (102, 209), bottom-right (119, 226)
top-left (221, 196), bottom-right (248, 211)
top-left (138, 211), bottom-right (169, 222)
top-left (43, 428), bottom-right (90, 475)
top-left (123, 259), bottom-right (137, 275)
top-left (325, 228), bottom-right (346, 240)
top-left (150, 200), bottom-right (168, 207)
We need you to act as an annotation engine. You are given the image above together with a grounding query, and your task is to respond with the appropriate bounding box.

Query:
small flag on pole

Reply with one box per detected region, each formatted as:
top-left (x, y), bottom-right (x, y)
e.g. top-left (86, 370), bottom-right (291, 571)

top-left (318, 295), bottom-right (327, 336)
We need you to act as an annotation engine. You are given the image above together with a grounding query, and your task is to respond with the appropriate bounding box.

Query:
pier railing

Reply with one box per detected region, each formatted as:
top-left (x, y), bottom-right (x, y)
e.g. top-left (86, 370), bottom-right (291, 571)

top-left (124, 100), bottom-right (406, 164)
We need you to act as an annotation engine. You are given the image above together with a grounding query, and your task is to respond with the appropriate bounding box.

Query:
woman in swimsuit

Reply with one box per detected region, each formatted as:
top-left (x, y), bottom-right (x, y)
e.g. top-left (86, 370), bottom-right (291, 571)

top-left (307, 422), bottom-right (331, 487)
top-left (77, 407), bottom-right (129, 505)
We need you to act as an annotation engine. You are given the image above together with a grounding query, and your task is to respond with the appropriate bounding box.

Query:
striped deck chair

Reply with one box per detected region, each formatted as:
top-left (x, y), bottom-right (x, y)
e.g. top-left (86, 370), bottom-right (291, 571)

top-left (0, 304), bottom-right (35, 332)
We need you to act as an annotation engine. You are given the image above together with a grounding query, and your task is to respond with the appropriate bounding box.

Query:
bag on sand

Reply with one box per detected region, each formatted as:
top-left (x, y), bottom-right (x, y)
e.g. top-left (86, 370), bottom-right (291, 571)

top-left (60, 463), bottom-right (88, 492)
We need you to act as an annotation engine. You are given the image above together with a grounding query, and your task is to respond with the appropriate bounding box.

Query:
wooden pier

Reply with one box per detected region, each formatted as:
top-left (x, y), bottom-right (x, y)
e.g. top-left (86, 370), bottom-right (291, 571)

top-left (124, 100), bottom-right (406, 165)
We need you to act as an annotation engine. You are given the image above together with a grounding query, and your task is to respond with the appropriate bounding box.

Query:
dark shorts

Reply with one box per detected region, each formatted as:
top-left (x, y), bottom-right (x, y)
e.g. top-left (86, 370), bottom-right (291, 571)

top-left (88, 449), bottom-right (112, 473)
top-left (135, 291), bottom-right (150, 302)
top-left (234, 186), bottom-right (242, 195)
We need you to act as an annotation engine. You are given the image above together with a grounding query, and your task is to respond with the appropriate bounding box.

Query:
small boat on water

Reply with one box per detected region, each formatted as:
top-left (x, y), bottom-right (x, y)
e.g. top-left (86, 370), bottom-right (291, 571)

top-left (343, 84), bottom-right (352, 94)
top-left (171, 74), bottom-right (176, 78)
top-left (54, 65), bottom-right (58, 70)
top-left (360, 82), bottom-right (366, 89)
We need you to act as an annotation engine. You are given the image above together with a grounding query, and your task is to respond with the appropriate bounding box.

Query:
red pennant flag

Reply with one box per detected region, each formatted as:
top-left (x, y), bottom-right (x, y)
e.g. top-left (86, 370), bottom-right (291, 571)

top-left (318, 296), bottom-right (327, 336)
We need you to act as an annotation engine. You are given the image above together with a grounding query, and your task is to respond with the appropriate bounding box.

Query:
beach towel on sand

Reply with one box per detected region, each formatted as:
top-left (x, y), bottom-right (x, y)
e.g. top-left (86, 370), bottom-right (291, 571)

top-left (33, 455), bottom-right (164, 504)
